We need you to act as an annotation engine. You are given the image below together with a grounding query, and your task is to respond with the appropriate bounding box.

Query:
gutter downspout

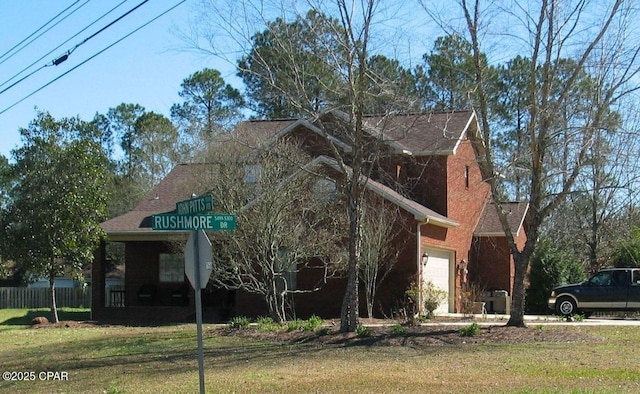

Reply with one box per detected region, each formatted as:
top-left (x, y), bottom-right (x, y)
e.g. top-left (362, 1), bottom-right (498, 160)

top-left (416, 219), bottom-right (428, 316)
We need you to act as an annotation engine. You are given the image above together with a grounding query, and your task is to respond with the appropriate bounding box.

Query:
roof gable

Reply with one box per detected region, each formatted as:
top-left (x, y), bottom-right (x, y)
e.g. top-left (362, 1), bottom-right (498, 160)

top-left (100, 164), bottom-right (213, 239)
top-left (474, 202), bottom-right (529, 237)
top-left (265, 155), bottom-right (459, 228)
top-left (235, 109), bottom-right (477, 157)
top-left (361, 110), bottom-right (476, 155)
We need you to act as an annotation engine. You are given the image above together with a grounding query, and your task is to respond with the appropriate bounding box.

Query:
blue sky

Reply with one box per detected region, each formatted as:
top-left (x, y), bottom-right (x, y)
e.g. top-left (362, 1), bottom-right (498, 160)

top-left (0, 0), bottom-right (237, 158)
top-left (0, 1), bottom-right (450, 159)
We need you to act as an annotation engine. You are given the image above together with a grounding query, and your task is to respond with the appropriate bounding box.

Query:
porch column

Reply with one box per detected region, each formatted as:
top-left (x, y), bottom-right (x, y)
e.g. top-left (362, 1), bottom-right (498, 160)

top-left (92, 240), bottom-right (107, 319)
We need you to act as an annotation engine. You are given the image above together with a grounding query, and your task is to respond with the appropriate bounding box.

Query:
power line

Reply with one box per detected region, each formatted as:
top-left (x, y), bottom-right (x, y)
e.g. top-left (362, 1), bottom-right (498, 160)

top-left (0, 0), bottom-right (128, 92)
top-left (67, 0), bottom-right (150, 56)
top-left (0, 0), bottom-right (187, 117)
top-left (0, 0), bottom-right (90, 65)
top-left (0, 65), bottom-right (47, 97)
top-left (0, 0), bottom-right (127, 94)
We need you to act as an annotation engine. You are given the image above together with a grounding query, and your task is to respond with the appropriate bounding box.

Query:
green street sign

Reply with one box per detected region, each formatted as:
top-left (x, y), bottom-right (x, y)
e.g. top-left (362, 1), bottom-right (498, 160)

top-left (176, 195), bottom-right (213, 215)
top-left (152, 214), bottom-right (236, 231)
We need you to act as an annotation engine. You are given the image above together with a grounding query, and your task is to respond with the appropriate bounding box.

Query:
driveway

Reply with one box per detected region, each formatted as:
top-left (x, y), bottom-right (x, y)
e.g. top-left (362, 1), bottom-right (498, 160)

top-left (424, 313), bottom-right (640, 326)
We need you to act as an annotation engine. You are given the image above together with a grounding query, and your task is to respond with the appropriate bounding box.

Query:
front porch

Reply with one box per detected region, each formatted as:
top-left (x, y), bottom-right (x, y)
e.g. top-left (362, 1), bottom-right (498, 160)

top-left (93, 240), bottom-right (235, 324)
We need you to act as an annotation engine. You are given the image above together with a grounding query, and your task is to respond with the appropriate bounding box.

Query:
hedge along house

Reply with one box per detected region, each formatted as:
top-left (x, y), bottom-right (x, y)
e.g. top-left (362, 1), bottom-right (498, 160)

top-left (92, 109), bottom-right (527, 323)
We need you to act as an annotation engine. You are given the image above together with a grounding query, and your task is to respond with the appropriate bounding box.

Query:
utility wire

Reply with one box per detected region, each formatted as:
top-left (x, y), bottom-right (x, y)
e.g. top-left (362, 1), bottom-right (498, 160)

top-left (66, 0), bottom-right (149, 57)
top-left (0, 66), bottom-right (47, 97)
top-left (0, 0), bottom-right (129, 94)
top-left (0, 0), bottom-right (90, 65)
top-left (0, 0), bottom-right (81, 62)
top-left (0, 0), bottom-right (187, 117)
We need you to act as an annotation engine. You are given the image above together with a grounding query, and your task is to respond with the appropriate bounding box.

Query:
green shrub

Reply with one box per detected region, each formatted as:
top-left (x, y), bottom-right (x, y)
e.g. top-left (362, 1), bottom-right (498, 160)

top-left (422, 281), bottom-right (448, 318)
top-left (612, 227), bottom-right (640, 268)
top-left (286, 316), bottom-right (325, 331)
top-left (391, 324), bottom-right (406, 335)
top-left (228, 316), bottom-right (251, 329)
top-left (256, 316), bottom-right (280, 331)
top-left (525, 237), bottom-right (585, 314)
top-left (405, 280), bottom-right (447, 320)
top-left (459, 322), bottom-right (480, 337)
top-left (305, 315), bottom-right (324, 331)
top-left (356, 325), bottom-right (372, 337)
top-left (286, 319), bottom-right (304, 331)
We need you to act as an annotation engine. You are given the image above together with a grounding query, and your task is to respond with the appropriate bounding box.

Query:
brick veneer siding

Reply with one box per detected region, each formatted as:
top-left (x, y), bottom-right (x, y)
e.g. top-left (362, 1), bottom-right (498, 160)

top-left (470, 236), bottom-right (514, 294)
top-left (419, 139), bottom-right (491, 311)
top-left (470, 226), bottom-right (526, 297)
top-left (233, 199), bottom-right (419, 320)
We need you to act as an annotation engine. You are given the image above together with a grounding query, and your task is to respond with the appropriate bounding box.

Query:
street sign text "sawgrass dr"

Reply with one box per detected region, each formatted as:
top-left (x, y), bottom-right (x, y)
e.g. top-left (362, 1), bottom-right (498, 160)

top-left (152, 214), bottom-right (236, 231)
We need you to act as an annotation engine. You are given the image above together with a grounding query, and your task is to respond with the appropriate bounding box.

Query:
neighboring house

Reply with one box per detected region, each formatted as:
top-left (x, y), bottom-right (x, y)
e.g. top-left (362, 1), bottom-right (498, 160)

top-left (27, 277), bottom-right (85, 288)
top-left (92, 109), bottom-right (527, 323)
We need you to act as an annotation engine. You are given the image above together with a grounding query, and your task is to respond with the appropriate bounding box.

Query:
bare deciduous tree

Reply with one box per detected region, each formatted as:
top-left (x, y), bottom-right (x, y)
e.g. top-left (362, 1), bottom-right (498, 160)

top-left (200, 139), bottom-right (347, 323)
top-left (192, 0), bottom-right (408, 332)
top-left (422, 0), bottom-right (640, 326)
top-left (359, 200), bottom-right (408, 318)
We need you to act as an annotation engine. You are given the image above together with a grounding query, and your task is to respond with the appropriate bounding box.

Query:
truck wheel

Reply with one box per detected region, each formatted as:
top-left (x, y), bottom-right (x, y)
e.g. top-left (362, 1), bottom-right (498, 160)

top-left (556, 296), bottom-right (577, 316)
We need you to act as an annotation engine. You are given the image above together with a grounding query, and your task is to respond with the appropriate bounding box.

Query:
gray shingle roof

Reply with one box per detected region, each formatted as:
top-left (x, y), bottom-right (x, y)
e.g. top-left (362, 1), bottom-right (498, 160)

top-left (474, 202), bottom-right (529, 237)
top-left (101, 110), bottom-right (476, 237)
top-left (362, 110), bottom-right (475, 155)
top-left (233, 110), bottom-right (476, 155)
top-left (101, 164), bottom-right (212, 239)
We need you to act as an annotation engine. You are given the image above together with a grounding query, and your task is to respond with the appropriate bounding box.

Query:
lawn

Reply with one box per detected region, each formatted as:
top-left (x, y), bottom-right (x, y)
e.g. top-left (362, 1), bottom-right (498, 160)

top-left (0, 309), bottom-right (639, 393)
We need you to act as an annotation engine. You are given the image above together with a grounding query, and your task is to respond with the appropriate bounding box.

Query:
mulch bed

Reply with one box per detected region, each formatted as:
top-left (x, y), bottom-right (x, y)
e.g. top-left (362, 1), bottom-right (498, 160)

top-left (212, 319), bottom-right (601, 348)
top-left (29, 320), bottom-right (98, 329)
top-left (28, 317), bottom-right (602, 348)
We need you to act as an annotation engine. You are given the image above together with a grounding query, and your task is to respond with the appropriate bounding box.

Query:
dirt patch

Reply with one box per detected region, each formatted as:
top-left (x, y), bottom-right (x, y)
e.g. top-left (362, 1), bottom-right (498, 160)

top-left (213, 319), bottom-right (600, 348)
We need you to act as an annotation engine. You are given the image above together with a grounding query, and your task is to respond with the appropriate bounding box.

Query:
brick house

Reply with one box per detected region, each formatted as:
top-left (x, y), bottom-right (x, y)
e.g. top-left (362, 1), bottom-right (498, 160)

top-left (92, 109), bottom-right (527, 323)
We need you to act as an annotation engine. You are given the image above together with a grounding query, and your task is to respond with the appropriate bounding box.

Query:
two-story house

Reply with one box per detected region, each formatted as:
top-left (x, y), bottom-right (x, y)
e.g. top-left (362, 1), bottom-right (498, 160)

top-left (92, 109), bottom-right (527, 323)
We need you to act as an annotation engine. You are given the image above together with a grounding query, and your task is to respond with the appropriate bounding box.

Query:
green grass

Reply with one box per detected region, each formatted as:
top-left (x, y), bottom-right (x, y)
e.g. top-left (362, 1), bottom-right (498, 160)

top-left (0, 311), bottom-right (639, 393)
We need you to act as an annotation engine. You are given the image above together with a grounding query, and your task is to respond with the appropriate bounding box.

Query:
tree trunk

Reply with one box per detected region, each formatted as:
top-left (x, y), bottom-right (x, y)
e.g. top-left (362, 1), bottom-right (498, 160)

top-left (340, 192), bottom-right (361, 332)
top-left (506, 254), bottom-right (529, 327)
top-left (365, 287), bottom-right (374, 319)
top-left (340, 266), bottom-right (359, 331)
top-left (49, 277), bottom-right (59, 323)
top-left (266, 289), bottom-right (286, 324)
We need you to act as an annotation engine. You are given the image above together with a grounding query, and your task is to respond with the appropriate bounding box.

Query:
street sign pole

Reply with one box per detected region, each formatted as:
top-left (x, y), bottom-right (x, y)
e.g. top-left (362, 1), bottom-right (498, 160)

top-left (150, 194), bottom-right (236, 394)
top-left (193, 229), bottom-right (206, 394)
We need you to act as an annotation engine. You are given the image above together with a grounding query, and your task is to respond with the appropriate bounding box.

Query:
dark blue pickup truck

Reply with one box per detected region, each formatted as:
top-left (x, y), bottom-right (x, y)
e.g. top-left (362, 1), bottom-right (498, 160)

top-left (548, 267), bottom-right (640, 316)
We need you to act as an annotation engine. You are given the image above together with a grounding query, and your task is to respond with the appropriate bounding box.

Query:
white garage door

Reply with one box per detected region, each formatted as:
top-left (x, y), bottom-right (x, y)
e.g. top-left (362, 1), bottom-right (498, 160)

top-left (422, 247), bottom-right (453, 314)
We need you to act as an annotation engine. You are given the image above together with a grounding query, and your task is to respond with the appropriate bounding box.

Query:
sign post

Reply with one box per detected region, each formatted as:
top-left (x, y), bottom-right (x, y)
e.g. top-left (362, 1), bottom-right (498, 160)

top-left (192, 229), bottom-right (205, 394)
top-left (151, 195), bottom-right (235, 394)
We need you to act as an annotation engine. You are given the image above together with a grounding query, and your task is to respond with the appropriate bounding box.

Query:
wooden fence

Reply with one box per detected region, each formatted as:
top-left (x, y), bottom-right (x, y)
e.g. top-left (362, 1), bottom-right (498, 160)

top-left (0, 287), bottom-right (91, 309)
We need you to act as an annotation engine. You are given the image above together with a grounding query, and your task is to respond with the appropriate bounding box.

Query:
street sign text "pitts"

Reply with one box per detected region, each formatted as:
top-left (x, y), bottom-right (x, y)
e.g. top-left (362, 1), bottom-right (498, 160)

top-left (176, 195), bottom-right (213, 215)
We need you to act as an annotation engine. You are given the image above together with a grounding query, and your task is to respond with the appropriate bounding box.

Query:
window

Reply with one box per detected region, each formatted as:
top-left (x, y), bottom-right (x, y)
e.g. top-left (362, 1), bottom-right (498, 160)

top-left (464, 165), bottom-right (470, 188)
top-left (280, 267), bottom-right (297, 292)
top-left (244, 165), bottom-right (261, 184)
top-left (313, 178), bottom-right (337, 202)
top-left (159, 253), bottom-right (184, 282)
top-left (612, 270), bottom-right (629, 286)
top-left (589, 271), bottom-right (614, 287)
top-left (276, 248), bottom-right (297, 292)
